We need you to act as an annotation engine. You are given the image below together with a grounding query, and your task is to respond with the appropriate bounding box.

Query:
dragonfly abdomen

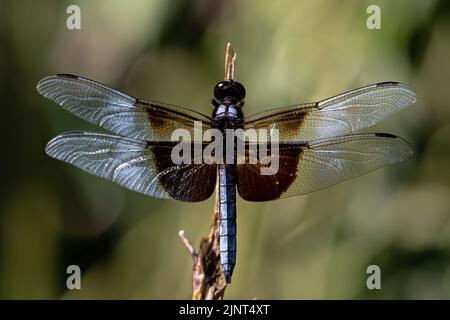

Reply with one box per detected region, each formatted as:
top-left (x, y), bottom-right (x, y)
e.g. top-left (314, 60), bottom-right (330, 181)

top-left (218, 163), bottom-right (237, 283)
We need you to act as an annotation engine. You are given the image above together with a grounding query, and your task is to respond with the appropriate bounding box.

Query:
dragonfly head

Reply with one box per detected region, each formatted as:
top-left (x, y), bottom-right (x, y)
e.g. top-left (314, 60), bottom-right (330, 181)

top-left (213, 80), bottom-right (246, 104)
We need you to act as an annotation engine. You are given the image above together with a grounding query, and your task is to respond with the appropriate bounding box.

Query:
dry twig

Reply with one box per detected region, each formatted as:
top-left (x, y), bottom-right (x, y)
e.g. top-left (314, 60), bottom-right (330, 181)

top-left (179, 43), bottom-right (237, 300)
top-left (179, 184), bottom-right (227, 300)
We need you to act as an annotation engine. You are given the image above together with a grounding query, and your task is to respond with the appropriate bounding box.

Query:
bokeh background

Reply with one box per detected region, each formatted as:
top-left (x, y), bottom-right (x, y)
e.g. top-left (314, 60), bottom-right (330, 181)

top-left (1, 0), bottom-right (449, 299)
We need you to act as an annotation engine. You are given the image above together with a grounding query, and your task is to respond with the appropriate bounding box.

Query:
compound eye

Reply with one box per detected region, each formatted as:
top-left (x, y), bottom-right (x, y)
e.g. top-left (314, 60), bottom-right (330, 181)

top-left (213, 81), bottom-right (228, 100)
top-left (233, 82), bottom-right (246, 101)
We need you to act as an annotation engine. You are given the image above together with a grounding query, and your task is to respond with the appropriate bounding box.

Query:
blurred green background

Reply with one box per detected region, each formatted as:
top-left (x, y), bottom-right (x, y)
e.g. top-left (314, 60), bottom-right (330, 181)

top-left (1, 0), bottom-right (449, 299)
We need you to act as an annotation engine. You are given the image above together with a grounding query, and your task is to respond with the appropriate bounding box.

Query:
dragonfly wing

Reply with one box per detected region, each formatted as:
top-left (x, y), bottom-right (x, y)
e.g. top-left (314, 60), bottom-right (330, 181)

top-left (245, 82), bottom-right (416, 141)
top-left (37, 74), bottom-right (212, 141)
top-left (46, 132), bottom-right (216, 202)
top-left (237, 133), bottom-right (413, 201)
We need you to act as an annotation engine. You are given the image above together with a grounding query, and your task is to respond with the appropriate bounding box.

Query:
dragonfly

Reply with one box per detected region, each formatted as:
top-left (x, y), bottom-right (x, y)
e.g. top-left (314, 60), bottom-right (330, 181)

top-left (38, 47), bottom-right (415, 284)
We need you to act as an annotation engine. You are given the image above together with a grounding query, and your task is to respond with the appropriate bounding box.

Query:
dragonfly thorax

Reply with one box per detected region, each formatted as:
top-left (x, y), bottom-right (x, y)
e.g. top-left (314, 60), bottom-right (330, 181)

top-left (212, 101), bottom-right (244, 130)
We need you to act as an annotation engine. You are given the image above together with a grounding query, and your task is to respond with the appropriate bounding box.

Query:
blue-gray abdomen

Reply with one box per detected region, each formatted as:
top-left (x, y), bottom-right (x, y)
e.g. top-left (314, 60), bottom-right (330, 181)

top-left (218, 164), bottom-right (237, 283)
